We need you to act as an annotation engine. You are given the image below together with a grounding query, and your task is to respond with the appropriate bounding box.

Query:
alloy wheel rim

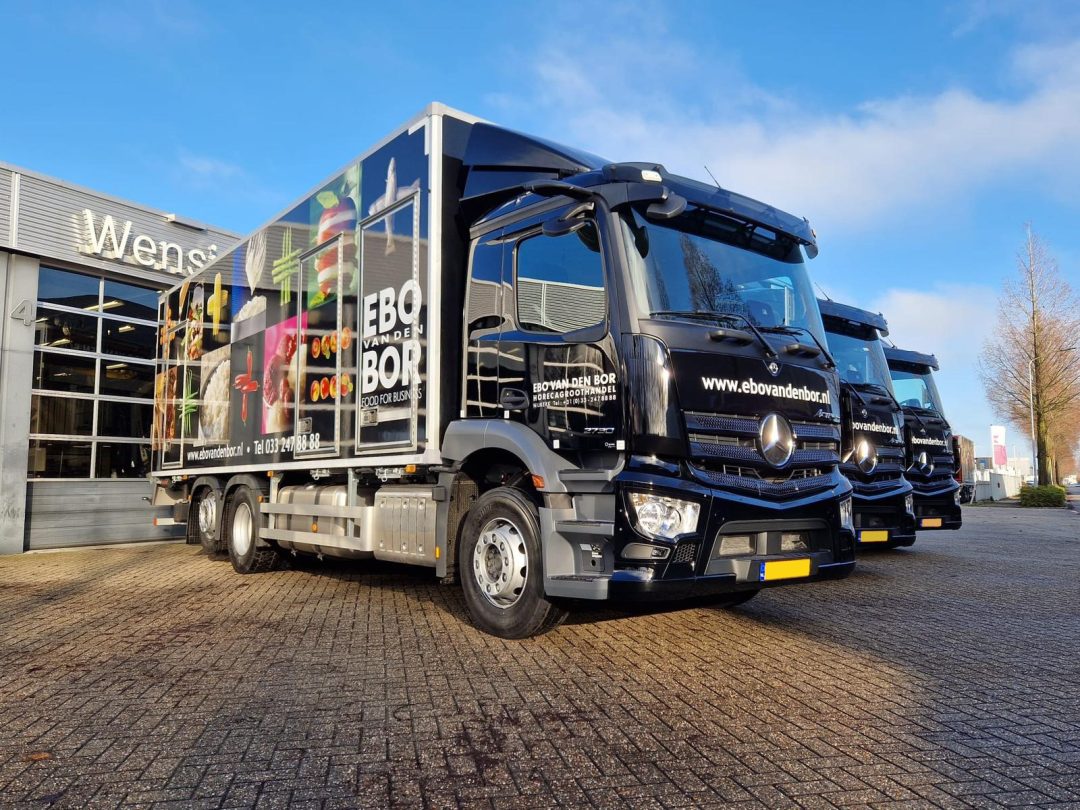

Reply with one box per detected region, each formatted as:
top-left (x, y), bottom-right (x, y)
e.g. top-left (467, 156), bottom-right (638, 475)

top-left (198, 495), bottom-right (216, 536)
top-left (472, 517), bottom-right (528, 609)
top-left (232, 501), bottom-right (253, 557)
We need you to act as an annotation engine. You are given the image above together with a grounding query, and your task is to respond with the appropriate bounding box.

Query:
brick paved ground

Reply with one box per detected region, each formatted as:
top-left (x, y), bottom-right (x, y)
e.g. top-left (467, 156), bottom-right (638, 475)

top-left (0, 506), bottom-right (1078, 809)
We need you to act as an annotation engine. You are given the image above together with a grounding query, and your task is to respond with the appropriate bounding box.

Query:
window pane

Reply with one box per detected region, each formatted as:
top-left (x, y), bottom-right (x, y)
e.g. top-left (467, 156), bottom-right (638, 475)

top-left (38, 267), bottom-right (100, 309)
top-left (516, 223), bottom-right (605, 332)
top-left (95, 442), bottom-right (151, 478)
top-left (28, 439), bottom-right (92, 478)
top-left (101, 318), bottom-right (156, 360)
top-left (34, 306), bottom-right (99, 353)
top-left (103, 278), bottom-right (161, 321)
top-left (33, 351), bottom-right (96, 393)
top-left (99, 400), bottom-right (153, 438)
top-left (30, 395), bottom-right (94, 436)
top-left (98, 361), bottom-right (155, 398)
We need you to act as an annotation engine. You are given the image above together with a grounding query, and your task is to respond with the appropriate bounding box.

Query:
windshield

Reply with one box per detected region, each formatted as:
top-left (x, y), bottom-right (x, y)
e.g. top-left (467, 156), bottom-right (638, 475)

top-left (890, 367), bottom-right (944, 413)
top-left (826, 329), bottom-right (895, 394)
top-left (620, 206), bottom-right (826, 346)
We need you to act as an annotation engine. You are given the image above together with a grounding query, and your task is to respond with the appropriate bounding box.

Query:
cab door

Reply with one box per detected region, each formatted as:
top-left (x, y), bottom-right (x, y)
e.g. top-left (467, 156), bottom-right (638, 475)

top-left (499, 207), bottom-right (621, 453)
top-left (463, 228), bottom-right (507, 419)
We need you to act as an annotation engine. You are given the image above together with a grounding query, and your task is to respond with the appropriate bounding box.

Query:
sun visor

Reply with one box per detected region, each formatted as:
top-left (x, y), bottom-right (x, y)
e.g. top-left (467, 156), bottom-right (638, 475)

top-left (817, 298), bottom-right (889, 335)
top-left (884, 345), bottom-right (939, 371)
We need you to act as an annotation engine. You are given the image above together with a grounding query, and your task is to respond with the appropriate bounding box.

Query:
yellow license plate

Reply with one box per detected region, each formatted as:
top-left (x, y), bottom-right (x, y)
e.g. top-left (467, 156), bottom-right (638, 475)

top-left (921, 518), bottom-right (943, 528)
top-left (759, 558), bottom-right (811, 582)
top-left (860, 530), bottom-right (889, 543)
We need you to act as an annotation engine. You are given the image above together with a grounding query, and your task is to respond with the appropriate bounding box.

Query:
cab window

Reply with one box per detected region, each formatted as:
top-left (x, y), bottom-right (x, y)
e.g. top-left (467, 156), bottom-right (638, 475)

top-left (514, 222), bottom-right (605, 333)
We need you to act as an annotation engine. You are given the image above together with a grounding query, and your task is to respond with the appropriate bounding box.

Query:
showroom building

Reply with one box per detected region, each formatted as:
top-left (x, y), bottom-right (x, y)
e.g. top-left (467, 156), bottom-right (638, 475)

top-left (0, 162), bottom-right (236, 553)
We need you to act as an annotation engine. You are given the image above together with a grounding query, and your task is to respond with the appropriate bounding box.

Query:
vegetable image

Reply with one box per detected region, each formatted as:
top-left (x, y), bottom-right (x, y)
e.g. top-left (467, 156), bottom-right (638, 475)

top-left (273, 228), bottom-right (301, 306)
top-left (207, 273), bottom-right (228, 337)
top-left (340, 327), bottom-right (352, 350)
top-left (233, 349), bottom-right (259, 423)
top-left (329, 375), bottom-right (338, 399)
top-left (311, 336), bottom-right (321, 359)
top-left (310, 379), bottom-right (320, 402)
top-left (341, 372), bottom-right (352, 395)
top-left (320, 377), bottom-right (330, 399)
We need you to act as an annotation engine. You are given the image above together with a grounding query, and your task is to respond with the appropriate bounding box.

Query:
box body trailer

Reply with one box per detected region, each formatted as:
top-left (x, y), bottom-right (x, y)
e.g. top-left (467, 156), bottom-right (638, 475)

top-left (884, 346), bottom-right (962, 530)
top-left (818, 300), bottom-right (916, 548)
top-left (152, 103), bottom-right (856, 637)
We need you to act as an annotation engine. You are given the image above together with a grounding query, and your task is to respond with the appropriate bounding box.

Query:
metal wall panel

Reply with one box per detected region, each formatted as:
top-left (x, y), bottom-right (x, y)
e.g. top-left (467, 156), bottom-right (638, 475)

top-left (0, 162), bottom-right (237, 283)
top-left (25, 480), bottom-right (182, 549)
top-left (0, 168), bottom-right (11, 246)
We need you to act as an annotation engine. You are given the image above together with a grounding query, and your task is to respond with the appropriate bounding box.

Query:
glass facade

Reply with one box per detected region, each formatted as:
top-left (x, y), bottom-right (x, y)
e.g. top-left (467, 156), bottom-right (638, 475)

top-left (28, 266), bottom-right (163, 479)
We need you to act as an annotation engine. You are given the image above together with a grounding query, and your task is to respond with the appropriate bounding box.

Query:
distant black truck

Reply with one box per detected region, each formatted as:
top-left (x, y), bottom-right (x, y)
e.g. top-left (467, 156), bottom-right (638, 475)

top-left (884, 346), bottom-right (962, 531)
top-left (819, 301), bottom-right (916, 548)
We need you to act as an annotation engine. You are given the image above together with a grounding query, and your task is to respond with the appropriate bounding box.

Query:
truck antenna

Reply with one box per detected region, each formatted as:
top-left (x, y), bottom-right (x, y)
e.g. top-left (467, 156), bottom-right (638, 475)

top-left (704, 165), bottom-right (722, 190)
top-left (815, 283), bottom-right (833, 301)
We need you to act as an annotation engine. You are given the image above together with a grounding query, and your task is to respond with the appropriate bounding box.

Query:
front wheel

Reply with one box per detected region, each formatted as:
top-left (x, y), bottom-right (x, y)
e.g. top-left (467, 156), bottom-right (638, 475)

top-left (224, 485), bottom-right (280, 574)
top-left (459, 487), bottom-right (567, 639)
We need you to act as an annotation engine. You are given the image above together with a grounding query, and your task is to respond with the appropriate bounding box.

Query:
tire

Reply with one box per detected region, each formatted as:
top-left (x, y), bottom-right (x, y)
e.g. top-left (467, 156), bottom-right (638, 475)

top-left (193, 487), bottom-right (223, 555)
top-left (224, 485), bottom-right (279, 574)
top-left (714, 589), bottom-right (760, 609)
top-left (458, 487), bottom-right (567, 639)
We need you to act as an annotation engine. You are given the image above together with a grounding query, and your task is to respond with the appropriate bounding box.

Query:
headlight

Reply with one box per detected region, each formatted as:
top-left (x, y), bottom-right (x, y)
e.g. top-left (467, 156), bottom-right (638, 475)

top-left (627, 492), bottom-right (700, 540)
top-left (954, 488), bottom-right (962, 505)
top-left (839, 497), bottom-right (854, 532)
top-left (904, 493), bottom-right (914, 513)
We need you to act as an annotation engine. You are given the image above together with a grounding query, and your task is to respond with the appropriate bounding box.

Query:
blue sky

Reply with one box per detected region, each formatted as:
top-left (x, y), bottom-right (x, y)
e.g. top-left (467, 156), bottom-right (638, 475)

top-left (5, 0), bottom-right (1080, 456)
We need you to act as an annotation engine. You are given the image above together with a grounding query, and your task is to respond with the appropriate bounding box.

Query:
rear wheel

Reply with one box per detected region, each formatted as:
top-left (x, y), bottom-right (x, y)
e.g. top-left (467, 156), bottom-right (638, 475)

top-left (225, 485), bottom-right (279, 574)
top-left (459, 487), bottom-right (567, 639)
top-left (193, 488), bottom-right (223, 554)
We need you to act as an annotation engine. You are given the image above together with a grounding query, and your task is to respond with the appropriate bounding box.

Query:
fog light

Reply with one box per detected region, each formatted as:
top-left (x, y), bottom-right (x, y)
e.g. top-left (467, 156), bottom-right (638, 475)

top-left (839, 497), bottom-right (854, 532)
top-left (622, 542), bottom-right (671, 561)
top-left (904, 493), bottom-right (914, 513)
top-left (781, 532), bottom-right (808, 552)
top-left (718, 534), bottom-right (755, 556)
top-left (627, 492), bottom-right (700, 540)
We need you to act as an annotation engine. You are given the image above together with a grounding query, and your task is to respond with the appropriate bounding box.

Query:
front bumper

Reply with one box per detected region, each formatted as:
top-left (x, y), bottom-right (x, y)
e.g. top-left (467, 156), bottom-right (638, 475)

top-left (851, 485), bottom-right (917, 548)
top-left (601, 469), bottom-right (856, 601)
top-left (902, 473), bottom-right (963, 531)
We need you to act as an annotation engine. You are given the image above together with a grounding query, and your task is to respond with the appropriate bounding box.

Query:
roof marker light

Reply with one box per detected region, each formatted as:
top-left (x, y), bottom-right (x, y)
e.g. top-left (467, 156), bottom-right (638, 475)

top-left (640, 169), bottom-right (663, 183)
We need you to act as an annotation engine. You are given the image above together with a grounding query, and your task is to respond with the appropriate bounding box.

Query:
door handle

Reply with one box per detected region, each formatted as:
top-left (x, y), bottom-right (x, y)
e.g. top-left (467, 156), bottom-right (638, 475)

top-left (499, 388), bottom-right (530, 411)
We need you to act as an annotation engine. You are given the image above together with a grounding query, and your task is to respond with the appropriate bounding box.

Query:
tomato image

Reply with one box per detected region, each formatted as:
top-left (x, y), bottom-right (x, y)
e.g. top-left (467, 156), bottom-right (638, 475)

top-left (321, 377), bottom-right (330, 399)
top-left (310, 379), bottom-right (320, 402)
top-left (311, 337), bottom-right (321, 359)
top-left (340, 327), bottom-right (352, 350)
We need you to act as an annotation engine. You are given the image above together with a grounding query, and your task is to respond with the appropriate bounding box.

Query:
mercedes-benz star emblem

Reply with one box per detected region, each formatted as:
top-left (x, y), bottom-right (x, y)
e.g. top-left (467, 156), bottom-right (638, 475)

top-left (766, 361), bottom-right (780, 376)
top-left (916, 451), bottom-right (934, 474)
top-left (759, 413), bottom-right (795, 467)
top-left (855, 439), bottom-right (877, 474)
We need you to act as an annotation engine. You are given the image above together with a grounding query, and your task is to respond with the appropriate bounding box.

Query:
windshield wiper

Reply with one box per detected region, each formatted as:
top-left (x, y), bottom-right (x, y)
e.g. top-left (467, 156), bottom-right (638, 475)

top-left (650, 310), bottom-right (777, 359)
top-left (757, 325), bottom-right (836, 369)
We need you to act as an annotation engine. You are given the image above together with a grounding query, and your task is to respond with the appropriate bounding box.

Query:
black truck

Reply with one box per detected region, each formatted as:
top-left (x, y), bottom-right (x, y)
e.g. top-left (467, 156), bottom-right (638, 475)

top-left (819, 300), bottom-right (916, 547)
top-left (884, 346), bottom-right (962, 531)
top-left (152, 103), bottom-right (856, 638)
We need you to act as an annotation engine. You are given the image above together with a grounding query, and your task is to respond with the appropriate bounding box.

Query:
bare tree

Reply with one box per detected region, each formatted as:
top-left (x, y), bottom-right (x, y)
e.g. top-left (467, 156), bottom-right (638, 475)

top-left (978, 226), bottom-right (1080, 485)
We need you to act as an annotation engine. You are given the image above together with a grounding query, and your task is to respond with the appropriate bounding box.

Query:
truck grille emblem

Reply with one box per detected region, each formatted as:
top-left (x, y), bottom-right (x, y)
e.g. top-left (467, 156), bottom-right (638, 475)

top-left (855, 439), bottom-right (877, 474)
top-left (766, 361), bottom-right (780, 376)
top-left (915, 451), bottom-right (934, 474)
top-left (759, 413), bottom-right (795, 467)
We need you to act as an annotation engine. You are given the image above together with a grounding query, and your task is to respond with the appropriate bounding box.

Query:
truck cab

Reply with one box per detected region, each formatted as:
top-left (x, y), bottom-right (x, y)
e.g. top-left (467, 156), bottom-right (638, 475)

top-left (818, 300), bottom-right (915, 548)
top-left (455, 140), bottom-right (857, 618)
top-left (883, 346), bottom-right (962, 531)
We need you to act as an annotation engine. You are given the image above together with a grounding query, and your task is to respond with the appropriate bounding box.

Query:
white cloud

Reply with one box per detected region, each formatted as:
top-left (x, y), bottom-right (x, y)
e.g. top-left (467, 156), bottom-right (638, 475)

top-left (507, 26), bottom-right (1080, 236)
top-left (177, 150), bottom-right (244, 185)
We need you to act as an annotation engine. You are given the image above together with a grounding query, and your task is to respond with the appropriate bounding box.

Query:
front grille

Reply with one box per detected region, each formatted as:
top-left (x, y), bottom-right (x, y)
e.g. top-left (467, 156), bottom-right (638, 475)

top-left (684, 411), bottom-right (840, 499)
top-left (672, 542), bottom-right (698, 564)
top-left (689, 463), bottom-right (837, 498)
